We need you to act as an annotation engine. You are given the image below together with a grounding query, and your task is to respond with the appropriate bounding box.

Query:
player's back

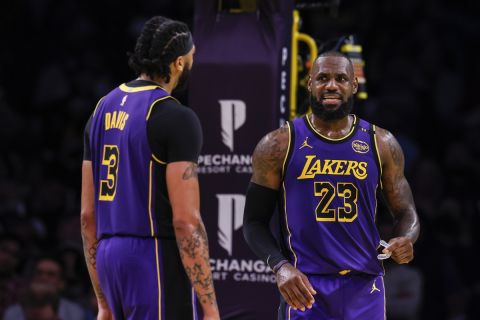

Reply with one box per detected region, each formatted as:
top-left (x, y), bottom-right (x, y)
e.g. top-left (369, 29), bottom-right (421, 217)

top-left (89, 82), bottom-right (170, 239)
top-left (281, 114), bottom-right (383, 276)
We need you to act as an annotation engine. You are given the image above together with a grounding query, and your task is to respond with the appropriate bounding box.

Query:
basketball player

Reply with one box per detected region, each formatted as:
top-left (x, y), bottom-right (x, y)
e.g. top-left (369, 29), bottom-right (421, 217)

top-left (81, 16), bottom-right (219, 320)
top-left (243, 51), bottom-right (420, 319)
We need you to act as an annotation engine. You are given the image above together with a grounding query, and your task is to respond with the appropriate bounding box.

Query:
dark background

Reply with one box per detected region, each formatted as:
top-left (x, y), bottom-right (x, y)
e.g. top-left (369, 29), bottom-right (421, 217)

top-left (1, 0), bottom-right (479, 319)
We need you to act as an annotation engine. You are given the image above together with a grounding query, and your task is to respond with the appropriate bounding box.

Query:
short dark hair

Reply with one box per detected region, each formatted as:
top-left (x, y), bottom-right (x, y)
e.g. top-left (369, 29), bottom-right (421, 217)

top-left (318, 50), bottom-right (350, 60)
top-left (316, 50), bottom-right (354, 75)
top-left (31, 254), bottom-right (65, 279)
top-left (128, 16), bottom-right (192, 83)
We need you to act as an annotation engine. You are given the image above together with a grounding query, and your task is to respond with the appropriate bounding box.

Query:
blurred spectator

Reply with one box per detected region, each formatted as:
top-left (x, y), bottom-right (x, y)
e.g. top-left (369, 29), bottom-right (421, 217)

top-left (384, 261), bottom-right (423, 320)
top-left (57, 246), bottom-right (89, 301)
top-left (0, 235), bottom-right (26, 317)
top-left (3, 256), bottom-right (84, 320)
top-left (19, 282), bottom-right (60, 320)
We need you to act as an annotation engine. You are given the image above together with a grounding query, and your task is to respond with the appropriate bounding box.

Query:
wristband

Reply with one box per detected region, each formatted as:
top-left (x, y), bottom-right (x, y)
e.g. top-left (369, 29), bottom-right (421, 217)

top-left (272, 259), bottom-right (289, 273)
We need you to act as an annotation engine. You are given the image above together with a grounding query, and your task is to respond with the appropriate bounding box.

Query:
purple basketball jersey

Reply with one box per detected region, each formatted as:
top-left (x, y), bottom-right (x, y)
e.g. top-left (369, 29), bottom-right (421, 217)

top-left (281, 114), bottom-right (383, 275)
top-left (89, 83), bottom-right (170, 239)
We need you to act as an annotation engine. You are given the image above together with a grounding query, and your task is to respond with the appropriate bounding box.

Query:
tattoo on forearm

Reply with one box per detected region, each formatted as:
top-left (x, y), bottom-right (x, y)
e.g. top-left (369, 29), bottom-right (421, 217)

top-left (379, 129), bottom-right (419, 242)
top-left (177, 223), bottom-right (208, 259)
top-left (81, 229), bottom-right (98, 269)
top-left (81, 226), bottom-right (107, 304)
top-left (182, 163), bottom-right (198, 180)
top-left (179, 234), bottom-right (201, 259)
top-left (176, 223), bottom-right (217, 306)
top-left (197, 291), bottom-right (217, 307)
top-left (94, 282), bottom-right (106, 303)
top-left (88, 243), bottom-right (98, 268)
top-left (185, 263), bottom-right (213, 290)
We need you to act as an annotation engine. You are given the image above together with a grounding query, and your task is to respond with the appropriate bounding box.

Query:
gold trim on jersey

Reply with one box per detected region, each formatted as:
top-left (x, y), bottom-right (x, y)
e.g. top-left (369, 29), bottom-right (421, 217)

top-left (381, 276), bottom-right (386, 320)
top-left (146, 96), bottom-right (178, 120)
top-left (372, 125), bottom-right (383, 189)
top-left (92, 96), bottom-right (105, 117)
top-left (119, 83), bottom-right (166, 93)
top-left (281, 122), bottom-right (292, 179)
top-left (191, 288), bottom-right (196, 320)
top-left (282, 182), bottom-right (298, 268)
top-left (306, 113), bottom-right (357, 142)
top-left (154, 238), bottom-right (162, 320)
top-left (152, 154), bottom-right (167, 165)
top-left (148, 161), bottom-right (155, 236)
top-left (374, 182), bottom-right (387, 275)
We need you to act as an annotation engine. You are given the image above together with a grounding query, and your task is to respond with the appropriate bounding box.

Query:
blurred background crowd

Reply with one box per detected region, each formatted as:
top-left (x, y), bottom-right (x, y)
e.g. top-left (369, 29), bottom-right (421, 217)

top-left (0, 0), bottom-right (479, 319)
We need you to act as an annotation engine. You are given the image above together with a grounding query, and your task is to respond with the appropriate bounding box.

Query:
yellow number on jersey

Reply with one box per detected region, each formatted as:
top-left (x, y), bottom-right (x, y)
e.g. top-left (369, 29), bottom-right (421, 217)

top-left (99, 145), bottom-right (119, 201)
top-left (314, 181), bottom-right (358, 222)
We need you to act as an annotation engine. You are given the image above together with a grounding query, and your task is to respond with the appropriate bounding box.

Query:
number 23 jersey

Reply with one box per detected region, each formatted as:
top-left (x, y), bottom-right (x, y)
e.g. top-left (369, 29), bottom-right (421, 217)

top-left (280, 114), bottom-right (383, 276)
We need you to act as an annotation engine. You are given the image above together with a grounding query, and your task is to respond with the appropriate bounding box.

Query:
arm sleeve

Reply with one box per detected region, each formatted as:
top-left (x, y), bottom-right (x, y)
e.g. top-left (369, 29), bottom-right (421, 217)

top-left (243, 182), bottom-right (288, 271)
top-left (147, 100), bottom-right (203, 163)
top-left (83, 116), bottom-right (92, 160)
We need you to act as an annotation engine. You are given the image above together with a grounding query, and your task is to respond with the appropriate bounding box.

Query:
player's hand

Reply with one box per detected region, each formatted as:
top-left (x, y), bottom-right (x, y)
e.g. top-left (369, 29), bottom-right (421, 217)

top-left (383, 237), bottom-right (414, 264)
top-left (97, 306), bottom-right (113, 320)
top-left (276, 263), bottom-right (316, 311)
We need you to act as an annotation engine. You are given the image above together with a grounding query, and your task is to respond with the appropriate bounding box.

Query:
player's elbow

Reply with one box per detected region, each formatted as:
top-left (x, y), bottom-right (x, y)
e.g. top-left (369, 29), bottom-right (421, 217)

top-left (242, 215), bottom-right (253, 238)
top-left (172, 210), bottom-right (201, 232)
top-left (80, 209), bottom-right (95, 231)
top-left (242, 221), bottom-right (252, 245)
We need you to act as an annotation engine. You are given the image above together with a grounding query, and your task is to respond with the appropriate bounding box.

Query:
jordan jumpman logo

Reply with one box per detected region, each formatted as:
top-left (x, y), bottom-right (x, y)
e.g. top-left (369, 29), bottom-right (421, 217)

top-left (299, 137), bottom-right (313, 149)
top-left (370, 279), bottom-right (381, 294)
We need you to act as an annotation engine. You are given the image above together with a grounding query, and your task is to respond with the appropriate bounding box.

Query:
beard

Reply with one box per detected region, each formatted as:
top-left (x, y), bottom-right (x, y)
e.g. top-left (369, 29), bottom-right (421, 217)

top-left (310, 93), bottom-right (354, 121)
top-left (173, 65), bottom-right (191, 93)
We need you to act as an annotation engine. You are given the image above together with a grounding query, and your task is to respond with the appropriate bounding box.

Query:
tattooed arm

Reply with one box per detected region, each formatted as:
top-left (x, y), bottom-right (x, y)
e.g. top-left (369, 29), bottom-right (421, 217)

top-left (166, 161), bottom-right (220, 320)
top-left (250, 125), bottom-right (289, 188)
top-left (244, 125), bottom-right (316, 312)
top-left (80, 161), bottom-right (112, 320)
top-left (376, 128), bottom-right (420, 264)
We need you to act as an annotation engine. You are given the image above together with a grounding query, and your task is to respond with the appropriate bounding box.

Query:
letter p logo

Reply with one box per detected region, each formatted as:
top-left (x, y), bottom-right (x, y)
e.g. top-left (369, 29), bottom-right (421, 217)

top-left (219, 100), bottom-right (246, 152)
top-left (217, 194), bottom-right (245, 256)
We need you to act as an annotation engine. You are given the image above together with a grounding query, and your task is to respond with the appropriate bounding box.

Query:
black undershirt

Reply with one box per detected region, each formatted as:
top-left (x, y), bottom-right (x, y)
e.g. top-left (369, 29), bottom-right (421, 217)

top-left (82, 80), bottom-right (203, 239)
top-left (83, 80), bottom-right (202, 163)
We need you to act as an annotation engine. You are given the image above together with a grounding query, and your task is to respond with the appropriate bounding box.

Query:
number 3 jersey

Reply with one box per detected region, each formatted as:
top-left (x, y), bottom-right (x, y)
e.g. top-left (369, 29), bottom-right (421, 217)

top-left (87, 80), bottom-right (202, 240)
top-left (280, 114), bottom-right (384, 276)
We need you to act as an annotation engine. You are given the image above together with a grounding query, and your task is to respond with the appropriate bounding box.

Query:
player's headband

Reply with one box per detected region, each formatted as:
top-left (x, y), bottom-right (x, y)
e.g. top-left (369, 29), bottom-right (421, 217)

top-left (162, 32), bottom-right (194, 57)
top-left (180, 32), bottom-right (194, 56)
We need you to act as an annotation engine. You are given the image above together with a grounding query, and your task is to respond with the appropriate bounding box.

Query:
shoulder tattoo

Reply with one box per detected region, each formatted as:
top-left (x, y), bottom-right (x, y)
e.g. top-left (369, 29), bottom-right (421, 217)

top-left (251, 125), bottom-right (289, 186)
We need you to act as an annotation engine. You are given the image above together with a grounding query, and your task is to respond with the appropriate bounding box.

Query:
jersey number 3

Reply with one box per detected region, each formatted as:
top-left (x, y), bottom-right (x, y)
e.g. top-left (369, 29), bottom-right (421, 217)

top-left (99, 145), bottom-right (119, 201)
top-left (314, 181), bottom-right (358, 222)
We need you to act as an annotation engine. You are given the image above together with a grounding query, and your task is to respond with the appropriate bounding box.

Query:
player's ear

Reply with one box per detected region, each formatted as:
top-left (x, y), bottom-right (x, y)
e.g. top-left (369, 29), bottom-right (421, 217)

top-left (352, 77), bottom-right (358, 94)
top-left (307, 76), bottom-right (312, 92)
top-left (174, 55), bottom-right (184, 72)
